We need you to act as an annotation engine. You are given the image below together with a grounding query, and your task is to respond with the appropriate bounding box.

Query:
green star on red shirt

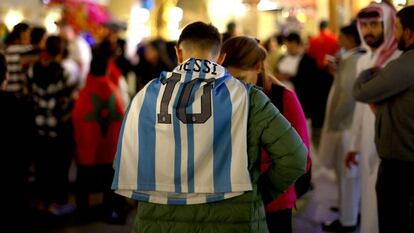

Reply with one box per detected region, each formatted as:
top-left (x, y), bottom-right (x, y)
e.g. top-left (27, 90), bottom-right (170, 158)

top-left (85, 94), bottom-right (122, 136)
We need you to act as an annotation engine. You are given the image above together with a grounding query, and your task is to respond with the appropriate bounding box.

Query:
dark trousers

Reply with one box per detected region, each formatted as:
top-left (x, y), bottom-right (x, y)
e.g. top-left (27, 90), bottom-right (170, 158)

top-left (376, 159), bottom-right (414, 233)
top-left (35, 136), bottom-right (72, 205)
top-left (266, 209), bottom-right (293, 233)
top-left (76, 165), bottom-right (125, 217)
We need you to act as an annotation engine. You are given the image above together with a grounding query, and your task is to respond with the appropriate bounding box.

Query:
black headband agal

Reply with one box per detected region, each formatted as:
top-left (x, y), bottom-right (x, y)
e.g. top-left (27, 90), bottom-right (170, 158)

top-left (358, 10), bottom-right (381, 19)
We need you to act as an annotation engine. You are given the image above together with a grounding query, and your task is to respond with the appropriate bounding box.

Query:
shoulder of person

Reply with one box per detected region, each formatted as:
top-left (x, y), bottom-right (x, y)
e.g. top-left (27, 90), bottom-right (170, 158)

top-left (302, 53), bottom-right (314, 61)
top-left (248, 85), bottom-right (273, 109)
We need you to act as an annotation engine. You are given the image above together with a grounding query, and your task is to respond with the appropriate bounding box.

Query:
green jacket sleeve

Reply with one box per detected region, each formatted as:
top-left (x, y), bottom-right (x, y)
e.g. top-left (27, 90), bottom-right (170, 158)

top-left (249, 87), bottom-right (307, 203)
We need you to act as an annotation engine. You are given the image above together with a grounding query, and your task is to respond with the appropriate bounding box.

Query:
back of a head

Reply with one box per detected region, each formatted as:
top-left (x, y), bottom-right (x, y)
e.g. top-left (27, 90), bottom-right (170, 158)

top-left (177, 21), bottom-right (221, 57)
top-left (30, 27), bottom-right (46, 45)
top-left (148, 39), bottom-right (165, 54)
top-left (263, 37), bottom-right (274, 52)
top-left (276, 34), bottom-right (285, 45)
top-left (319, 20), bottom-right (329, 30)
top-left (99, 38), bottom-right (117, 59)
top-left (90, 49), bottom-right (109, 77)
top-left (221, 36), bottom-right (267, 70)
top-left (397, 5), bottom-right (414, 32)
top-left (227, 22), bottom-right (236, 33)
top-left (5, 22), bottom-right (30, 45)
top-left (286, 32), bottom-right (302, 45)
top-left (12, 22), bottom-right (30, 36)
top-left (0, 53), bottom-right (7, 84)
top-left (340, 23), bottom-right (361, 46)
top-left (46, 35), bottom-right (64, 57)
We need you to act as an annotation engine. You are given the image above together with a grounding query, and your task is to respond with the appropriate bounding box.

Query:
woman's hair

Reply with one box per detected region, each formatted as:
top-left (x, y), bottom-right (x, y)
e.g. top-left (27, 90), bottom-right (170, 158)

top-left (221, 36), bottom-right (272, 92)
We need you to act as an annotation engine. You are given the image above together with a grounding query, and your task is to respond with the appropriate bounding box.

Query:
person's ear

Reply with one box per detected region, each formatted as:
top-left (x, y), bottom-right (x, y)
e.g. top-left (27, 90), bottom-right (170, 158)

top-left (175, 46), bottom-right (183, 63)
top-left (404, 28), bottom-right (414, 45)
top-left (254, 62), bottom-right (262, 74)
top-left (216, 53), bottom-right (226, 65)
top-left (1, 74), bottom-right (8, 91)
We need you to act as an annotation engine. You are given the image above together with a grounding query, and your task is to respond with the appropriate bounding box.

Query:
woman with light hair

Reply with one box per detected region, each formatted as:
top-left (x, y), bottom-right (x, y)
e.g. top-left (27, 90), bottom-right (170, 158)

top-left (221, 36), bottom-right (312, 233)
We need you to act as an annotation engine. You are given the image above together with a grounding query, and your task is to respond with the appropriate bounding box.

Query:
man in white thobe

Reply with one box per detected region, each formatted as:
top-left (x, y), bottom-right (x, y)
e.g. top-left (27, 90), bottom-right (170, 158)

top-left (345, 3), bottom-right (401, 233)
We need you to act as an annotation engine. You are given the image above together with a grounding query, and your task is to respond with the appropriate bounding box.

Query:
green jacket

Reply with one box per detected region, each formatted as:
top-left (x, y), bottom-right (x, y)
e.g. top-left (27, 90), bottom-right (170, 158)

top-left (133, 86), bottom-right (307, 233)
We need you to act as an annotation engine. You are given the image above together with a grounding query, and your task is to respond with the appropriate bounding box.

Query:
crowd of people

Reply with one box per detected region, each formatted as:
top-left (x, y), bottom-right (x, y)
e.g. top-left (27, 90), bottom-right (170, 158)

top-left (0, 18), bottom-right (178, 230)
top-left (1, 2), bottom-right (413, 233)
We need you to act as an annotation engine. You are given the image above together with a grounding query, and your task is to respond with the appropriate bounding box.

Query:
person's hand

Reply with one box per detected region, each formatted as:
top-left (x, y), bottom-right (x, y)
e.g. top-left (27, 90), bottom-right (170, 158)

top-left (370, 67), bottom-right (380, 75)
top-left (345, 151), bottom-right (359, 169)
top-left (369, 104), bottom-right (376, 113)
top-left (360, 67), bottom-right (381, 82)
top-left (324, 55), bottom-right (337, 75)
top-left (326, 61), bottom-right (337, 76)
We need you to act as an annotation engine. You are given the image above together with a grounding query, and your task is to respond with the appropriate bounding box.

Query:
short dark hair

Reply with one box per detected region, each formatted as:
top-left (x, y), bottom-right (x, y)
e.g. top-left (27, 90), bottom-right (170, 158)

top-left (5, 22), bottom-right (30, 45)
top-left (319, 20), bottom-right (329, 30)
top-left (226, 22), bottom-right (236, 32)
top-left (97, 39), bottom-right (116, 58)
top-left (276, 34), bottom-right (285, 45)
top-left (177, 21), bottom-right (221, 56)
top-left (340, 23), bottom-right (361, 46)
top-left (46, 35), bottom-right (64, 57)
top-left (12, 22), bottom-right (30, 35)
top-left (264, 33), bottom-right (284, 51)
top-left (397, 5), bottom-right (414, 32)
top-left (285, 32), bottom-right (302, 44)
top-left (30, 27), bottom-right (46, 45)
top-left (0, 53), bottom-right (7, 84)
top-left (90, 49), bottom-right (109, 76)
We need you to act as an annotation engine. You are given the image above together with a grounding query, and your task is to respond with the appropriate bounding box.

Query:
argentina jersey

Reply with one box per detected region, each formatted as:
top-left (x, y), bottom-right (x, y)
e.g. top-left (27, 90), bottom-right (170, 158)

top-left (112, 58), bottom-right (252, 205)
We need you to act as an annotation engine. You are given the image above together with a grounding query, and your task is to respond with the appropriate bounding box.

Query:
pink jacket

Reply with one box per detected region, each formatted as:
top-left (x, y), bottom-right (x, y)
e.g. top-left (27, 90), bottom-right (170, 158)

top-left (261, 87), bottom-right (311, 212)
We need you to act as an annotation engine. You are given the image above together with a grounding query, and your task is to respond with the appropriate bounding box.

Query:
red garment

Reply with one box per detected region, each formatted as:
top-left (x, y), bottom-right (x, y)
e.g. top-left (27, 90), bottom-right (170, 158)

top-left (261, 88), bottom-right (311, 211)
top-left (308, 30), bottom-right (339, 69)
top-left (72, 74), bottom-right (125, 165)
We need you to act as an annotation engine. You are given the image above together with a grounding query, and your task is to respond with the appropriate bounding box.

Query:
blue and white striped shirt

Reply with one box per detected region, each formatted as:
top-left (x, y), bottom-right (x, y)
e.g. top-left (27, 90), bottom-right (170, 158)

top-left (112, 58), bottom-right (252, 205)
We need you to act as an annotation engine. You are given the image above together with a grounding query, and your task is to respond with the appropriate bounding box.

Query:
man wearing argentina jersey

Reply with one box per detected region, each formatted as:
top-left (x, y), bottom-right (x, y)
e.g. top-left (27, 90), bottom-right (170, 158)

top-left (112, 21), bottom-right (307, 233)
